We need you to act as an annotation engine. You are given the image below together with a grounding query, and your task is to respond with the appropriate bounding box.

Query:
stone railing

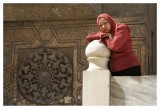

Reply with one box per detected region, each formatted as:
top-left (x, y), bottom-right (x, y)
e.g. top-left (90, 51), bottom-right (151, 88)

top-left (83, 40), bottom-right (111, 106)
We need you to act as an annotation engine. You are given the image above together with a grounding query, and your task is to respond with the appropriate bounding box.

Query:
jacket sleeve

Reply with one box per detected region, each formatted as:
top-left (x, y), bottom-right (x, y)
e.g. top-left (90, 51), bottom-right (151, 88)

top-left (86, 32), bottom-right (106, 42)
top-left (103, 25), bottom-right (130, 51)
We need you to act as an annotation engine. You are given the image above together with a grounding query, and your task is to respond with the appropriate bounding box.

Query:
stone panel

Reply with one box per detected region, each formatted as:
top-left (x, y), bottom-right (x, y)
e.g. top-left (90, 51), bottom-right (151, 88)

top-left (39, 26), bottom-right (54, 42)
top-left (3, 4), bottom-right (98, 21)
top-left (128, 24), bottom-right (146, 38)
top-left (4, 21), bottom-right (86, 105)
top-left (103, 4), bottom-right (146, 18)
top-left (58, 23), bottom-right (98, 46)
top-left (4, 27), bottom-right (37, 46)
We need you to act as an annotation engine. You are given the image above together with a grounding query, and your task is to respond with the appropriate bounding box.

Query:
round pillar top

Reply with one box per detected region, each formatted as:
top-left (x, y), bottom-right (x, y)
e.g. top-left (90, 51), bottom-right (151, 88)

top-left (85, 40), bottom-right (110, 58)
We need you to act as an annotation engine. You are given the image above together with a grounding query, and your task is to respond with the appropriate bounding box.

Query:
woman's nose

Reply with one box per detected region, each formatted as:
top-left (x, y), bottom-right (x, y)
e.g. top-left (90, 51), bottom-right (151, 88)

top-left (102, 24), bottom-right (105, 28)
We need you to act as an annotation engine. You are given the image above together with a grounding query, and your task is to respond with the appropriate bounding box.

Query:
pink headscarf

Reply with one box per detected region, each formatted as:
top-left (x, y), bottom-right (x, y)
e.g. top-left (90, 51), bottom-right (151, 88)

top-left (97, 13), bottom-right (116, 35)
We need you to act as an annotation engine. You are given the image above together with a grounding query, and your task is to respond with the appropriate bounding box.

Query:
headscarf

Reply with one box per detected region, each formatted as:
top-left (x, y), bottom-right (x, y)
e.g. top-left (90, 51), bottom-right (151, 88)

top-left (96, 13), bottom-right (116, 35)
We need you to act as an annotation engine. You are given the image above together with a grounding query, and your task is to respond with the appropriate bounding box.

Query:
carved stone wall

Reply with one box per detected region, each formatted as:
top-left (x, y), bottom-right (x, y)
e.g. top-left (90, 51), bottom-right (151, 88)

top-left (3, 4), bottom-right (156, 105)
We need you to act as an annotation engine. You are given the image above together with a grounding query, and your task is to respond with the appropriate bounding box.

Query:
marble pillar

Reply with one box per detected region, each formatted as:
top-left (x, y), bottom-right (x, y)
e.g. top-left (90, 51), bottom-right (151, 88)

top-left (82, 40), bottom-right (111, 106)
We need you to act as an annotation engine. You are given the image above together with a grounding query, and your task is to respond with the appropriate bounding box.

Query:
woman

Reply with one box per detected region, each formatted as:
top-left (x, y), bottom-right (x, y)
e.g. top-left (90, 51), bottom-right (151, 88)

top-left (86, 13), bottom-right (141, 76)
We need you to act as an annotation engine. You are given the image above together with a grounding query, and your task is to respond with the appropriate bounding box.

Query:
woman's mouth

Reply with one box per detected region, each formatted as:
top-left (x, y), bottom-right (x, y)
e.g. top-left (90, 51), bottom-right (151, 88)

top-left (102, 29), bottom-right (108, 33)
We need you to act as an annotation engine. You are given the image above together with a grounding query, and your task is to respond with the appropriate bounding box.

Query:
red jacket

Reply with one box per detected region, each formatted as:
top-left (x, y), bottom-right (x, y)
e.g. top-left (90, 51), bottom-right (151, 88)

top-left (86, 14), bottom-right (140, 72)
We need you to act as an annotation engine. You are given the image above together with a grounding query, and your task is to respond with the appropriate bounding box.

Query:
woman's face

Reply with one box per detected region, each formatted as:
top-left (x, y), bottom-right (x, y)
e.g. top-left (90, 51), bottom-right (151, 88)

top-left (98, 18), bottom-right (111, 33)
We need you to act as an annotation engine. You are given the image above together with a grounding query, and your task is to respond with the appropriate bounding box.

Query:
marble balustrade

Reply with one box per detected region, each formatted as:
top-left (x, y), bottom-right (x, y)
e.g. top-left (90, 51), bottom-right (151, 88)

top-left (110, 75), bottom-right (157, 106)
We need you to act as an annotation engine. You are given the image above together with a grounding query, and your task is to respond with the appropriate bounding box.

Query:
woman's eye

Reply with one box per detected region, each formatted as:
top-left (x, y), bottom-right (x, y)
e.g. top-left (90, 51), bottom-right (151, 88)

top-left (104, 22), bottom-right (107, 25)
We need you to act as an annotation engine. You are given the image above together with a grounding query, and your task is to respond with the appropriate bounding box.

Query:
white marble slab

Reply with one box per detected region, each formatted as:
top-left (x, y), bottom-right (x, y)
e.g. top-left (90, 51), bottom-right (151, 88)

top-left (110, 75), bottom-right (157, 106)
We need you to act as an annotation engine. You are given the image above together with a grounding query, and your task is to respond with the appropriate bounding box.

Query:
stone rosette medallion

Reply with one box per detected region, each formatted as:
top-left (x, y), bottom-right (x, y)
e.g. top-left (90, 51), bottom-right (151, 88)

top-left (17, 48), bottom-right (72, 104)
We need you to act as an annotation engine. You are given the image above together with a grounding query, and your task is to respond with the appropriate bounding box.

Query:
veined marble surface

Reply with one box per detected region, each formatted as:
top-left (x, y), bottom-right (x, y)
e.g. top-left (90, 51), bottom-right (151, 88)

top-left (110, 75), bottom-right (157, 106)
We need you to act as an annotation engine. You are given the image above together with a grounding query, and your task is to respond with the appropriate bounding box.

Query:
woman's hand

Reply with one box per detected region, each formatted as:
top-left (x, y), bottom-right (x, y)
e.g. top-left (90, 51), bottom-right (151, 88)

top-left (101, 33), bottom-right (112, 40)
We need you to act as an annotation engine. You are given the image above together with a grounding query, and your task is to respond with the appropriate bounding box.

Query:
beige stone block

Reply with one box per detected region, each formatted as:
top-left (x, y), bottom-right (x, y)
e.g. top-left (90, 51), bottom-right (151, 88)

top-left (82, 70), bottom-right (110, 106)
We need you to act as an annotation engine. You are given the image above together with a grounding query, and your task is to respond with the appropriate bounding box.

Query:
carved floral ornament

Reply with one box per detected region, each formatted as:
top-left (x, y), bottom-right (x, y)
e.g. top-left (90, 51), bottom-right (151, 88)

top-left (17, 48), bottom-right (72, 104)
